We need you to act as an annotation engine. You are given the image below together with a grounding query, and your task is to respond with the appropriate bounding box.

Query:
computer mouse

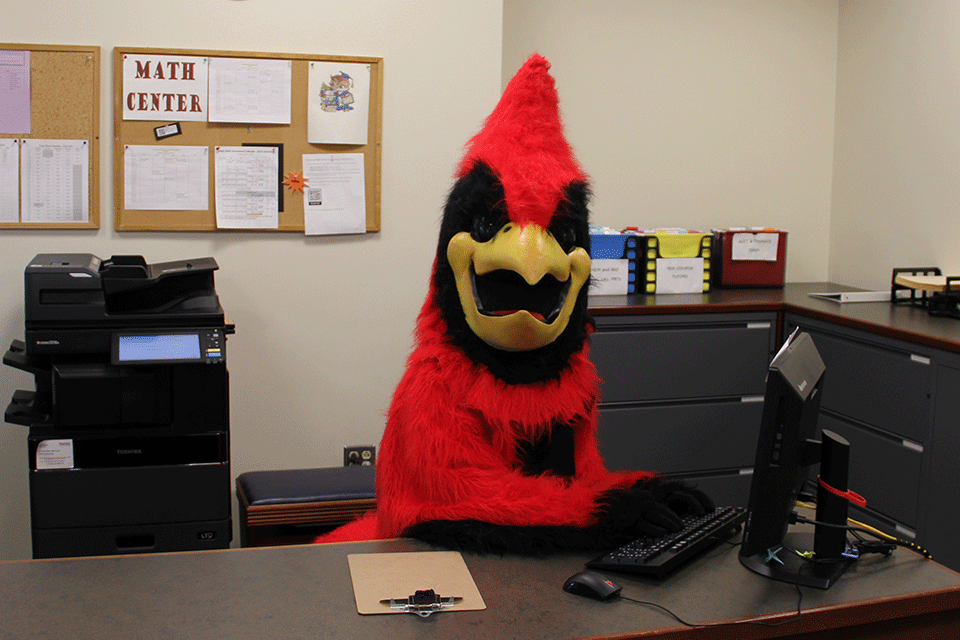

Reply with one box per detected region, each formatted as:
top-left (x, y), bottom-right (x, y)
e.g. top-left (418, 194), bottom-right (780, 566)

top-left (562, 570), bottom-right (623, 601)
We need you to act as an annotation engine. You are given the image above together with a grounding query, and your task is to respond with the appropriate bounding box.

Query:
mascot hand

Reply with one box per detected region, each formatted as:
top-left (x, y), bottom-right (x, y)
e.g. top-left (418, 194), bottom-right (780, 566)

top-left (657, 481), bottom-right (715, 519)
top-left (594, 479), bottom-right (716, 538)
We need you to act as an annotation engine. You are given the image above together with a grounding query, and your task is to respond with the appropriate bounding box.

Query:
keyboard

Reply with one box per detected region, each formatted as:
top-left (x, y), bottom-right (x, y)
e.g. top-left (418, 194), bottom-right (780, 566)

top-left (586, 505), bottom-right (747, 578)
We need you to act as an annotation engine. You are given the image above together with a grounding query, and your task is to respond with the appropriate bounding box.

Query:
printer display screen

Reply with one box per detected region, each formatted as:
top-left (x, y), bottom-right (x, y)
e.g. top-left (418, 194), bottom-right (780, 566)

top-left (116, 333), bottom-right (202, 362)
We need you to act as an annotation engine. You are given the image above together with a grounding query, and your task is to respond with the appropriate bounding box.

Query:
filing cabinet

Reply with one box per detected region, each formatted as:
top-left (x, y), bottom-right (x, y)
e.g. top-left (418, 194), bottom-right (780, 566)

top-left (786, 313), bottom-right (960, 570)
top-left (591, 312), bottom-right (778, 506)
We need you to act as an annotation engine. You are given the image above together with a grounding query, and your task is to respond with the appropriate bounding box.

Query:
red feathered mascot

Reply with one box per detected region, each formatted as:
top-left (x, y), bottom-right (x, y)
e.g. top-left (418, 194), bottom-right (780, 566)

top-left (318, 54), bottom-right (713, 554)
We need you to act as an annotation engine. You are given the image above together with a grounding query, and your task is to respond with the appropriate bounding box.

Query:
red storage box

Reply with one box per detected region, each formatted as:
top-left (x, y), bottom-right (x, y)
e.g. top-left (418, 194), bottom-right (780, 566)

top-left (713, 229), bottom-right (787, 288)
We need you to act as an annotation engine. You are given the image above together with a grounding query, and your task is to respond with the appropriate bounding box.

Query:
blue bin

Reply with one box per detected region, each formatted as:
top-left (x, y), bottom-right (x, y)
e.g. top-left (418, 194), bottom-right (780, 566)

top-left (590, 233), bottom-right (639, 294)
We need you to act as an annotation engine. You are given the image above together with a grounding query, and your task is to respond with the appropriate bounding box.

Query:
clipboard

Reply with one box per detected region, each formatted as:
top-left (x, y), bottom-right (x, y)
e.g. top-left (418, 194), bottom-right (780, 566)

top-left (347, 551), bottom-right (486, 615)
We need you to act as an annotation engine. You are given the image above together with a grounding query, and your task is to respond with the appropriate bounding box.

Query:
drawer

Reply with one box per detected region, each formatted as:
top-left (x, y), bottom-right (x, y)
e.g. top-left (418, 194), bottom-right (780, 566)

top-left (921, 364), bottom-right (960, 571)
top-left (818, 414), bottom-right (921, 529)
top-left (598, 399), bottom-right (763, 474)
top-left (30, 463), bottom-right (230, 528)
top-left (794, 327), bottom-right (931, 442)
top-left (592, 320), bottom-right (773, 403)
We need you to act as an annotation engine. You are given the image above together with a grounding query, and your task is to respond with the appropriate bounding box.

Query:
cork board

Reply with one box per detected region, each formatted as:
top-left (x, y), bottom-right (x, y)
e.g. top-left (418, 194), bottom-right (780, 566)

top-left (113, 47), bottom-right (382, 233)
top-left (0, 43), bottom-right (100, 229)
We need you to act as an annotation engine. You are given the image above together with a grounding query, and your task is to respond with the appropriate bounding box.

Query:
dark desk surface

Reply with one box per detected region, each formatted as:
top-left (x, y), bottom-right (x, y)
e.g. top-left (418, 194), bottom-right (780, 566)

top-left (3, 533), bottom-right (959, 640)
top-left (589, 282), bottom-right (960, 355)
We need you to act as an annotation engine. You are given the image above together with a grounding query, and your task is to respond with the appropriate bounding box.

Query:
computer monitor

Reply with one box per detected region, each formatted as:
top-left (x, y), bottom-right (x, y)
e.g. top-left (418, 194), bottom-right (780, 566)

top-left (738, 329), bottom-right (853, 589)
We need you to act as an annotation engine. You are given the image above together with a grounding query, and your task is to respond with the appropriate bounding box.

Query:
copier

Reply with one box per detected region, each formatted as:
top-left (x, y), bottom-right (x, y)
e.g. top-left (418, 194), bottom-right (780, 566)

top-left (3, 254), bottom-right (233, 558)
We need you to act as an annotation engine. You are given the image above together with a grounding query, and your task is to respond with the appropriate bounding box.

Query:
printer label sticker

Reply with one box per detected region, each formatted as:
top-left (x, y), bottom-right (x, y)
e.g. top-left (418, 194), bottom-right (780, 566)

top-left (36, 439), bottom-right (74, 470)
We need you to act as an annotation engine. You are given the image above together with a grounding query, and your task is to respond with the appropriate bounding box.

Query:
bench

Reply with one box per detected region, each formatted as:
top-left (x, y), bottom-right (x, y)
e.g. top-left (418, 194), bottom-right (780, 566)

top-left (236, 466), bottom-right (376, 547)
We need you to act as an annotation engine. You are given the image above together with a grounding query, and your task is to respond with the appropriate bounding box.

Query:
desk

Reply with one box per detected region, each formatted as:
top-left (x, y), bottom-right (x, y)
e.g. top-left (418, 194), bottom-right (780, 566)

top-left (588, 282), bottom-right (960, 355)
top-left (2, 535), bottom-right (959, 640)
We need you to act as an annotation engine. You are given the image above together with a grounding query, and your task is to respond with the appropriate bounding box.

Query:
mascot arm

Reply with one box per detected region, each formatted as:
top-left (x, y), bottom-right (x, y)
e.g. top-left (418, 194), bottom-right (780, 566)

top-left (379, 394), bottom-right (635, 534)
top-left (377, 360), bottom-right (713, 552)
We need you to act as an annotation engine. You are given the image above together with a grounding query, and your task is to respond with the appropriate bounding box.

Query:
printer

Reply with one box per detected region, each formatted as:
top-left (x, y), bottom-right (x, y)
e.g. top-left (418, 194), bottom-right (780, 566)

top-left (4, 254), bottom-right (234, 559)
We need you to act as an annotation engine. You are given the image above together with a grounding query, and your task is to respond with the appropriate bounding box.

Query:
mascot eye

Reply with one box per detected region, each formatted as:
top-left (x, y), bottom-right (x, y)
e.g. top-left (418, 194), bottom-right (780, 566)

top-left (550, 218), bottom-right (579, 253)
top-left (472, 208), bottom-right (508, 242)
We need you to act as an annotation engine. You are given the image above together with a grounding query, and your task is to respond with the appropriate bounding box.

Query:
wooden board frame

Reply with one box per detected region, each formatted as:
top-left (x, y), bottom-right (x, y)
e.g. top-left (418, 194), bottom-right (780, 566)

top-left (113, 47), bottom-right (382, 232)
top-left (0, 43), bottom-right (100, 230)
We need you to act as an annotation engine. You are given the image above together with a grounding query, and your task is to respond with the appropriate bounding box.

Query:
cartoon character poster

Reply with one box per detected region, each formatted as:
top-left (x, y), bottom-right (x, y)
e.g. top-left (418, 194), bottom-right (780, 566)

top-left (308, 61), bottom-right (370, 145)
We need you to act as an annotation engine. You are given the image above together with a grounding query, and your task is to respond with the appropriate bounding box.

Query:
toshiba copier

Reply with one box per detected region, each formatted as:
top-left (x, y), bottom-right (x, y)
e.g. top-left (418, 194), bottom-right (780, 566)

top-left (3, 254), bottom-right (233, 558)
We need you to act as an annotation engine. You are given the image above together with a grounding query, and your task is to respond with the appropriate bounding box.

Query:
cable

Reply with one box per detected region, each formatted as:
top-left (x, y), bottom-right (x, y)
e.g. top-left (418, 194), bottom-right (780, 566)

top-left (610, 500), bottom-right (929, 631)
top-left (796, 501), bottom-right (892, 542)
top-left (620, 582), bottom-right (803, 629)
top-left (793, 501), bottom-right (933, 560)
top-left (792, 514), bottom-right (933, 560)
top-left (614, 528), bottom-right (804, 629)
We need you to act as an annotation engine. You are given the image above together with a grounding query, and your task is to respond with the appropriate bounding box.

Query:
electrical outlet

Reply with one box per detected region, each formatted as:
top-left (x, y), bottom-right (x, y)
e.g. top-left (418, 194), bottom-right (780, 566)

top-left (344, 445), bottom-right (376, 467)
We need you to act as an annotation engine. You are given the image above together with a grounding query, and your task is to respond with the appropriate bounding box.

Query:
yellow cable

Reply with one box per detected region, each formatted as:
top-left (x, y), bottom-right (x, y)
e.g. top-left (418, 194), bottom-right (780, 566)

top-left (847, 518), bottom-right (897, 542)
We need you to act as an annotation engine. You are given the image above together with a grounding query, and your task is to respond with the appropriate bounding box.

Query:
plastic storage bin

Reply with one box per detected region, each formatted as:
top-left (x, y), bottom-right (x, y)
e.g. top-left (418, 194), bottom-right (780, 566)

top-left (713, 229), bottom-right (787, 288)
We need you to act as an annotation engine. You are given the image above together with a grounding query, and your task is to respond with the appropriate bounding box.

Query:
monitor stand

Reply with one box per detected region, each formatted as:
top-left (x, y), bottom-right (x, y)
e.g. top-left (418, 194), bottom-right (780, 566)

top-left (740, 430), bottom-right (857, 589)
top-left (739, 530), bottom-right (851, 589)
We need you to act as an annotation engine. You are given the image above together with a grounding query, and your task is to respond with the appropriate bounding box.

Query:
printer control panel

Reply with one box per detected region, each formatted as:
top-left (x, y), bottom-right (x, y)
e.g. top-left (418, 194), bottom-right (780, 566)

top-left (199, 329), bottom-right (226, 363)
top-left (111, 328), bottom-right (226, 365)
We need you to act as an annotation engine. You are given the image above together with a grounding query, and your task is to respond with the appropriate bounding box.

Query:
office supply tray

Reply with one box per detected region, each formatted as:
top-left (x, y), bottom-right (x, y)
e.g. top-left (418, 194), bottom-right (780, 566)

top-left (891, 267), bottom-right (960, 320)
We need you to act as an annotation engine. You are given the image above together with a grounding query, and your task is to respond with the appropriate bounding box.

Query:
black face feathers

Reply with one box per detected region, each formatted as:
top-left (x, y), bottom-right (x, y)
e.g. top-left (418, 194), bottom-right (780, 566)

top-left (433, 161), bottom-right (594, 384)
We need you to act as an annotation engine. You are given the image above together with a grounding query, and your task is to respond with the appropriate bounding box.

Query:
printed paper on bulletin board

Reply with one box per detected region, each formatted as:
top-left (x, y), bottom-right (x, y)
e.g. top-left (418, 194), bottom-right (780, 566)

top-left (0, 43), bottom-right (100, 229)
top-left (113, 47), bottom-right (382, 233)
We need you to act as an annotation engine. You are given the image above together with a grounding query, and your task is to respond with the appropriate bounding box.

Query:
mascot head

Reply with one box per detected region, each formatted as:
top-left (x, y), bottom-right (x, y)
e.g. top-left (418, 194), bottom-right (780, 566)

top-left (431, 54), bottom-right (593, 385)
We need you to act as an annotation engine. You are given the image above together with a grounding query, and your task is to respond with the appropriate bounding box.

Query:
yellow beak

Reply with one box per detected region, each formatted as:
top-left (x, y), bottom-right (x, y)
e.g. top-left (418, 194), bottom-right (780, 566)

top-left (446, 222), bottom-right (591, 352)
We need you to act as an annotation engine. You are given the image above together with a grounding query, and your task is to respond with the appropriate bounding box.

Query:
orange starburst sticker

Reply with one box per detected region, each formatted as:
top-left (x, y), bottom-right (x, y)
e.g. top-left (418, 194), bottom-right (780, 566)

top-left (283, 170), bottom-right (307, 193)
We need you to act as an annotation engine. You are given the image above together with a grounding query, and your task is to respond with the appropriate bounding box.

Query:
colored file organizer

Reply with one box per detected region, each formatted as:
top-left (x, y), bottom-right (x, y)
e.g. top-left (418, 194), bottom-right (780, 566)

top-left (590, 233), bottom-right (640, 294)
top-left (637, 233), bottom-right (712, 294)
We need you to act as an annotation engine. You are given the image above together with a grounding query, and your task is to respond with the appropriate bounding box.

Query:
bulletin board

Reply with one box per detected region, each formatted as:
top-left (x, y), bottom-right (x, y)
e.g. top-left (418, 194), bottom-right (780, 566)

top-left (113, 47), bottom-right (382, 233)
top-left (0, 43), bottom-right (100, 229)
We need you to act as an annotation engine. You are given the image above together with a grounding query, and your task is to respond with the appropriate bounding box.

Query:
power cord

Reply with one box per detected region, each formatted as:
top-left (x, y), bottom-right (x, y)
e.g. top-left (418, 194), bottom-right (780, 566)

top-left (791, 514), bottom-right (932, 559)
top-left (790, 502), bottom-right (933, 560)
top-left (617, 530), bottom-right (803, 630)
top-left (620, 583), bottom-right (803, 629)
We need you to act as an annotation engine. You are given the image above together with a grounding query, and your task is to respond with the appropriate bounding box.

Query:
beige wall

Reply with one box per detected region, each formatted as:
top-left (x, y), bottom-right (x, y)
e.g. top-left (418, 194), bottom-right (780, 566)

top-left (0, 0), bottom-right (504, 560)
top-left (831, 1), bottom-right (960, 289)
top-left (503, 0), bottom-right (839, 283)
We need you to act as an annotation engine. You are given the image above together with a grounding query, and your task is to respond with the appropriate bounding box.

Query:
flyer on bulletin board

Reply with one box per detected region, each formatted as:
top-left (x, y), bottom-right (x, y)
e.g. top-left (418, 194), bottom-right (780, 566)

top-left (0, 49), bottom-right (30, 134)
top-left (302, 153), bottom-right (366, 235)
top-left (307, 61), bottom-right (371, 145)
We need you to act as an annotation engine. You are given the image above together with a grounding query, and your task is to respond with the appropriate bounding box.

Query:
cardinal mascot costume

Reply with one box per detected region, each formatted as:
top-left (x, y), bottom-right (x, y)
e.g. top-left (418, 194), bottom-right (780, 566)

top-left (316, 54), bottom-right (713, 554)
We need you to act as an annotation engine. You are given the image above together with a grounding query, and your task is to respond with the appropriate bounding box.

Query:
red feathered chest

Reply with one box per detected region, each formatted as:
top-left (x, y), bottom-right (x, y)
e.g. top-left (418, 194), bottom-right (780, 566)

top-left (370, 301), bottom-right (638, 539)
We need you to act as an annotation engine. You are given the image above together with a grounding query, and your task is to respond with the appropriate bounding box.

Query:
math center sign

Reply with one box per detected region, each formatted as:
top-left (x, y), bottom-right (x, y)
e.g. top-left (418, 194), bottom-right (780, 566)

top-left (122, 54), bottom-right (208, 122)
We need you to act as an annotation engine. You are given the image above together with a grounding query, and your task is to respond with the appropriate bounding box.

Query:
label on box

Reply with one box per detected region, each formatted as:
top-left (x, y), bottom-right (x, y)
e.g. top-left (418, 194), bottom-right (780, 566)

top-left (656, 258), bottom-right (704, 293)
top-left (36, 439), bottom-right (74, 470)
top-left (590, 259), bottom-right (629, 295)
top-left (731, 233), bottom-right (779, 262)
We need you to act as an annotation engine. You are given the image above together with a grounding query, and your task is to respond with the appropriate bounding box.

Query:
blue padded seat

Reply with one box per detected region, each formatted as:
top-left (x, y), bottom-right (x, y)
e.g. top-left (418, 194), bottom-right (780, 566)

top-left (236, 466), bottom-right (375, 546)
